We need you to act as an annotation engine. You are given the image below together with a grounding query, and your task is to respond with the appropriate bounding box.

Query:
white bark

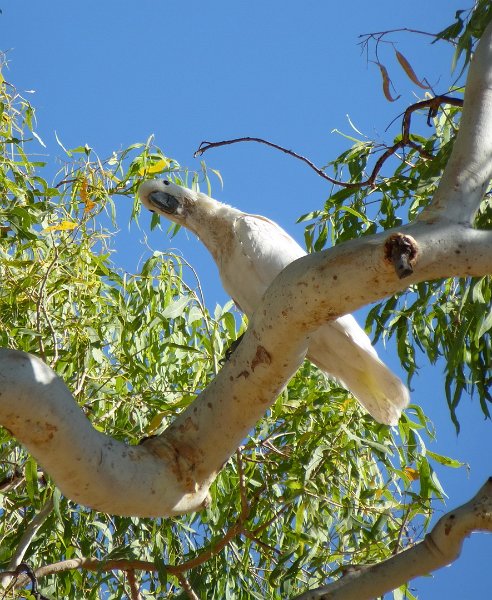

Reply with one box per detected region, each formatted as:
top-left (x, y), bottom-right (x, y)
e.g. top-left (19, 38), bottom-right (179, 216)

top-left (419, 18), bottom-right (492, 224)
top-left (292, 478), bottom-right (492, 600)
top-left (0, 22), bottom-right (491, 519)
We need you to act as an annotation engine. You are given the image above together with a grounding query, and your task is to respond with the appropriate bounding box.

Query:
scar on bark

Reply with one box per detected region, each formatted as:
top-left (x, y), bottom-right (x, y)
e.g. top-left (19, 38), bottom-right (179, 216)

top-left (141, 435), bottom-right (202, 492)
top-left (251, 345), bottom-right (272, 371)
top-left (384, 233), bottom-right (419, 278)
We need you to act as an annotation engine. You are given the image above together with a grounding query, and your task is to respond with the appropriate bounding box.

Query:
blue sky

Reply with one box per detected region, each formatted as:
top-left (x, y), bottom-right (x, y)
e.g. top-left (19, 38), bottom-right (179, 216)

top-left (2, 1), bottom-right (491, 597)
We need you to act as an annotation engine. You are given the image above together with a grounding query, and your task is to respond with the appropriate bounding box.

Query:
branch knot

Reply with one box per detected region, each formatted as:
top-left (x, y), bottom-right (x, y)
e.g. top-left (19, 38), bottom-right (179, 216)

top-left (384, 233), bottom-right (419, 279)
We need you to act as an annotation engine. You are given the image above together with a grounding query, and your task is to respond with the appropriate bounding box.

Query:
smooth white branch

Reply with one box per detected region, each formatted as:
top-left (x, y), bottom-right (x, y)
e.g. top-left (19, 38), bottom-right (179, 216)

top-left (0, 498), bottom-right (54, 590)
top-left (0, 20), bottom-right (491, 518)
top-left (0, 222), bottom-right (490, 516)
top-left (292, 478), bottom-right (492, 600)
top-left (419, 18), bottom-right (492, 224)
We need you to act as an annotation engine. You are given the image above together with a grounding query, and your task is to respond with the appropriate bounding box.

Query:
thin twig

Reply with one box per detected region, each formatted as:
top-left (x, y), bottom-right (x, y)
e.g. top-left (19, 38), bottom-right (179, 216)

top-left (392, 506), bottom-right (411, 555)
top-left (358, 27), bottom-right (459, 50)
top-left (195, 137), bottom-right (340, 183)
top-left (194, 95), bottom-right (463, 189)
top-left (35, 245), bottom-right (60, 365)
top-left (236, 449), bottom-right (249, 519)
top-left (359, 27), bottom-right (442, 40)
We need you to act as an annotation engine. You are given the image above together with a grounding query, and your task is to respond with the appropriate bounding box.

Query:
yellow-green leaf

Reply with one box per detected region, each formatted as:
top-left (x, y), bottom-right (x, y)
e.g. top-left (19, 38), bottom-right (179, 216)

top-left (43, 220), bottom-right (78, 233)
top-left (138, 158), bottom-right (170, 176)
top-left (403, 466), bottom-right (420, 481)
top-left (146, 411), bottom-right (169, 435)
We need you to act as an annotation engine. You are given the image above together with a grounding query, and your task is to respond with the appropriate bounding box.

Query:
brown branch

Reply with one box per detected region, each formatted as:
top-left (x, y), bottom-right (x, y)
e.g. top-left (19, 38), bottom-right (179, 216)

top-left (7, 505), bottom-right (250, 589)
top-left (7, 524), bottom-right (246, 589)
top-left (5, 486), bottom-right (286, 593)
top-left (194, 137), bottom-right (338, 182)
top-left (176, 572), bottom-right (201, 600)
top-left (126, 570), bottom-right (143, 600)
top-left (194, 95), bottom-right (463, 190)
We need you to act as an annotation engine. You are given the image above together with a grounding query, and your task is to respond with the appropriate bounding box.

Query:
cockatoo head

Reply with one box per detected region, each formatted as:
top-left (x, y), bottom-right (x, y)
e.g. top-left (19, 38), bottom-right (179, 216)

top-left (138, 179), bottom-right (230, 236)
top-left (138, 179), bottom-right (196, 224)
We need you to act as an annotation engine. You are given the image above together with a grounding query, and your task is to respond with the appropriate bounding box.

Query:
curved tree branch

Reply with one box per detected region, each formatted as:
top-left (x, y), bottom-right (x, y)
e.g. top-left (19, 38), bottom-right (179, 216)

top-left (292, 478), bottom-right (492, 600)
top-left (6, 512), bottom-right (249, 586)
top-left (0, 19), bottom-right (491, 521)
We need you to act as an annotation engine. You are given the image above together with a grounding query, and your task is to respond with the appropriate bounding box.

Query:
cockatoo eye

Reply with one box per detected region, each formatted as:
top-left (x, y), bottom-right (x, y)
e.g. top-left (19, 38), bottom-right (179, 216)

top-left (163, 180), bottom-right (170, 186)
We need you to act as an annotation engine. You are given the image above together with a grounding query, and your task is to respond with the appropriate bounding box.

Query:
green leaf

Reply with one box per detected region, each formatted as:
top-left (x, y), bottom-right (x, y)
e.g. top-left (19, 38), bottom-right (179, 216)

top-left (161, 296), bottom-right (190, 318)
top-left (426, 450), bottom-right (463, 468)
top-left (477, 309), bottom-right (492, 340)
top-left (25, 457), bottom-right (39, 503)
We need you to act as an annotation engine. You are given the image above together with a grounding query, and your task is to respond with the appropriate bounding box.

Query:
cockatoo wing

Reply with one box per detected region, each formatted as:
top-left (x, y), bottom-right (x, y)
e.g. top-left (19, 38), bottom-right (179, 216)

top-left (307, 315), bottom-right (409, 425)
top-left (219, 214), bottom-right (306, 315)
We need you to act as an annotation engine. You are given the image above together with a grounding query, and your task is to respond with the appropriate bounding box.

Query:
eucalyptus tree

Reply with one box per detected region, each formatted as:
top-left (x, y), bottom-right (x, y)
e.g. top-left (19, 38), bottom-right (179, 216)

top-left (0, 3), bottom-right (491, 599)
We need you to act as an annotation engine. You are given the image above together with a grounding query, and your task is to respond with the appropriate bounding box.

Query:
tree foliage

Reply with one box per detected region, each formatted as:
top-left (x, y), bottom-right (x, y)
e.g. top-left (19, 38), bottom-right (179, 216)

top-left (0, 3), bottom-right (490, 599)
top-left (300, 5), bottom-right (492, 431)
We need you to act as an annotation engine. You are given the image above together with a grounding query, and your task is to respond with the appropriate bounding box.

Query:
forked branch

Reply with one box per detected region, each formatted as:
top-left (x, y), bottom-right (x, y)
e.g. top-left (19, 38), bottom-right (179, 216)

top-left (0, 19), bottom-right (490, 521)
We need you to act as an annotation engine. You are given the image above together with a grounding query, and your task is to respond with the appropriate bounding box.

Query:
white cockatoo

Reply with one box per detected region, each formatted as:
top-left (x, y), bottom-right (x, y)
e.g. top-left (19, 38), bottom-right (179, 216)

top-left (138, 179), bottom-right (409, 425)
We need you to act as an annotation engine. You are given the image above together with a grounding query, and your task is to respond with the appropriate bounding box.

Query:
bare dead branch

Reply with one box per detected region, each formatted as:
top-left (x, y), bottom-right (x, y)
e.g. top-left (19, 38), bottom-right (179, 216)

top-left (195, 137), bottom-right (340, 182)
top-left (358, 27), bottom-right (459, 49)
top-left (194, 96), bottom-right (463, 190)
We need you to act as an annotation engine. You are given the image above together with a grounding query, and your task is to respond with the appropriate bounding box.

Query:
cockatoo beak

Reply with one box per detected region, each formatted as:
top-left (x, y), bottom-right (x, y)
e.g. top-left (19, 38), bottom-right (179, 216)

top-left (148, 191), bottom-right (181, 215)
